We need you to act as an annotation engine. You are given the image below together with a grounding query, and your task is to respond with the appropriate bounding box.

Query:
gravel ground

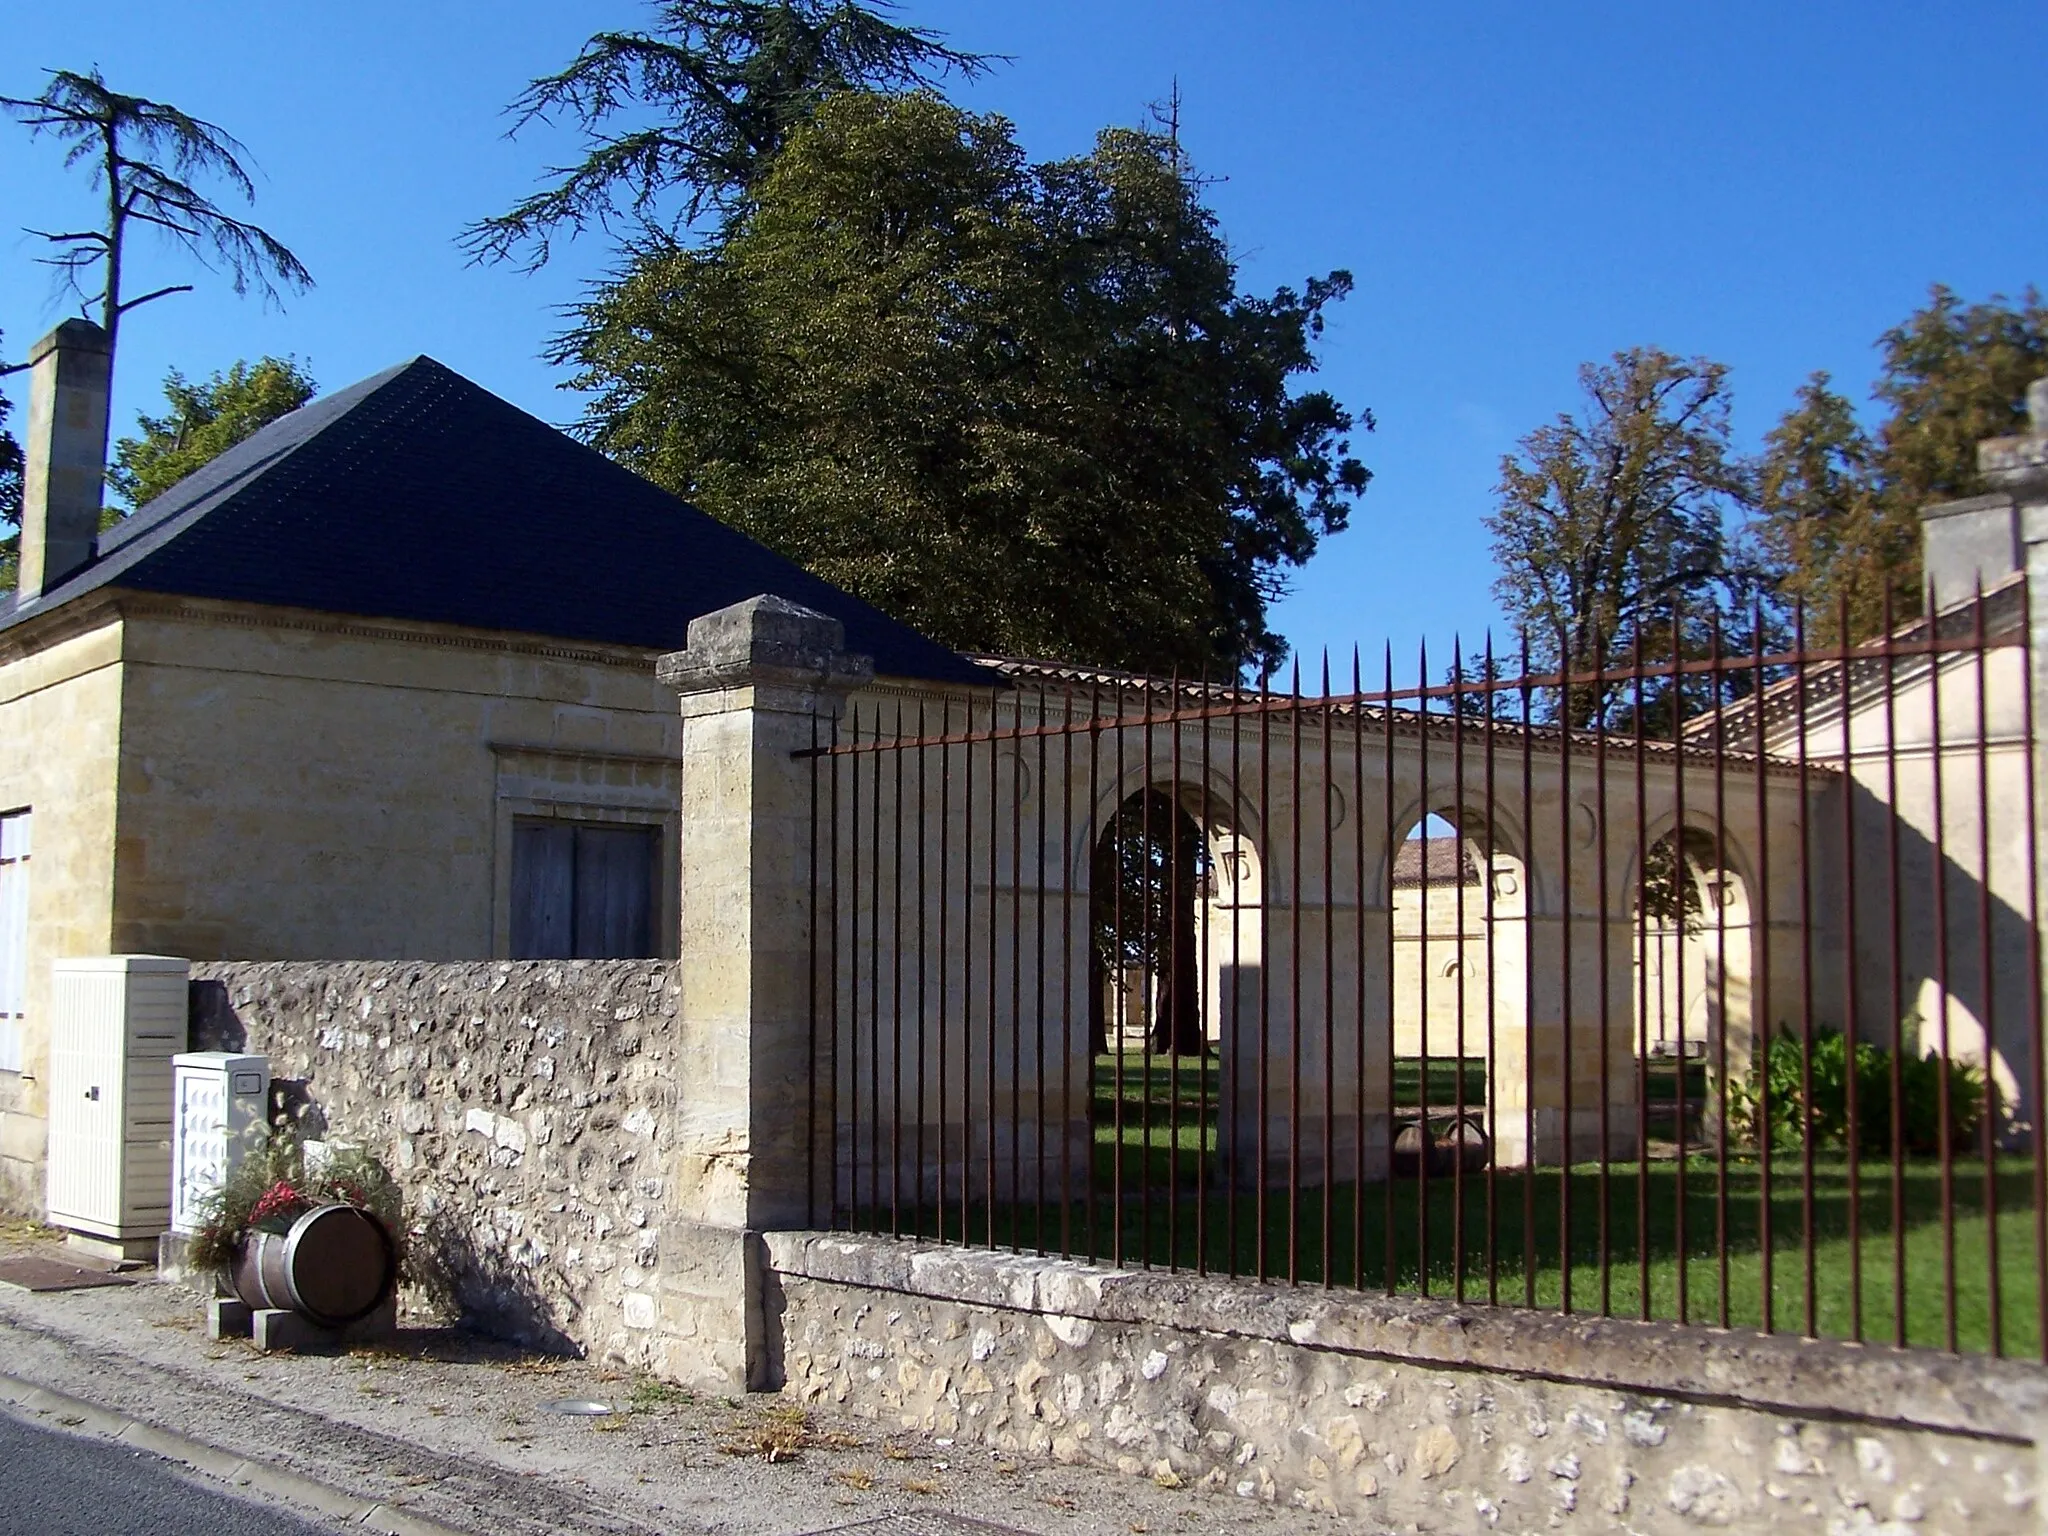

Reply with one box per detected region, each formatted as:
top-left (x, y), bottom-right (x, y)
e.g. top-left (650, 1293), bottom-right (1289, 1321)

top-left (0, 1222), bottom-right (1364, 1536)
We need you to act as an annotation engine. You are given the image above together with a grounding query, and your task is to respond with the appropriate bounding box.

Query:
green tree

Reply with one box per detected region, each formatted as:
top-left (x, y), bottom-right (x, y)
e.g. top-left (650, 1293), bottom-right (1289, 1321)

top-left (109, 357), bottom-right (317, 509)
top-left (0, 330), bottom-right (22, 592)
top-left (1754, 286), bottom-right (2048, 642)
top-left (1486, 348), bottom-right (1754, 726)
top-left (463, 0), bottom-right (993, 268)
top-left (1, 68), bottom-right (311, 379)
top-left (561, 92), bottom-right (1369, 674)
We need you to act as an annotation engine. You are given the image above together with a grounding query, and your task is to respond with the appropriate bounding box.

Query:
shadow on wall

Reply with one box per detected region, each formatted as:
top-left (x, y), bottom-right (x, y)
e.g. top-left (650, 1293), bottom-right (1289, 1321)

top-left (186, 976), bottom-right (584, 1358)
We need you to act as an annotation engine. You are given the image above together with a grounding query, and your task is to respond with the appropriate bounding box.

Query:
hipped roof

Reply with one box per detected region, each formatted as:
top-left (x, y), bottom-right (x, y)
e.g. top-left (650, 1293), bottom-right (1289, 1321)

top-left (0, 355), bottom-right (993, 688)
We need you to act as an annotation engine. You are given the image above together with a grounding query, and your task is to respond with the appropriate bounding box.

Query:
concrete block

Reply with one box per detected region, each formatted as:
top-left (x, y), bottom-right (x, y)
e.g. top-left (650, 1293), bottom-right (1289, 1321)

top-left (208, 1297), bottom-right (252, 1339)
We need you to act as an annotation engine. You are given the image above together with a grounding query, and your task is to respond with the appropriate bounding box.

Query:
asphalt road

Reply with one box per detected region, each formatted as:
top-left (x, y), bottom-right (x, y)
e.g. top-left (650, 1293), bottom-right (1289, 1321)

top-left (0, 1411), bottom-right (330, 1535)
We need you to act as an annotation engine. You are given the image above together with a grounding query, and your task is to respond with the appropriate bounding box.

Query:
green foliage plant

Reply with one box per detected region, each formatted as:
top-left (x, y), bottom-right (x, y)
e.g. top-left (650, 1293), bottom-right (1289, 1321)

top-left (1722, 1025), bottom-right (1985, 1158)
top-left (109, 356), bottom-right (316, 508)
top-left (565, 91), bottom-right (1368, 675)
top-left (185, 1128), bottom-right (403, 1278)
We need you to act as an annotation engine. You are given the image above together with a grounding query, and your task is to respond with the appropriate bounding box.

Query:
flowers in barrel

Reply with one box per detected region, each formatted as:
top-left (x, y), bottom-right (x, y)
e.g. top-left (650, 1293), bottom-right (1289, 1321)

top-left (187, 1128), bottom-right (404, 1278)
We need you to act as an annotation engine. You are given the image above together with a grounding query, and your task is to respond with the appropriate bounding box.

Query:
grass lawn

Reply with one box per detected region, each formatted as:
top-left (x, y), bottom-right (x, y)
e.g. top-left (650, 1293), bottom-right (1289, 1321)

top-left (856, 1051), bottom-right (2046, 1358)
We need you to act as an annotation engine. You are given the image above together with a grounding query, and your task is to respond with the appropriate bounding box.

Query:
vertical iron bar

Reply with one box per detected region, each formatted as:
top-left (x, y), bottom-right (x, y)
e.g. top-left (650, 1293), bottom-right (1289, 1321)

top-left (960, 701), bottom-right (976, 1248)
top-left (1973, 583), bottom-right (2003, 1354)
top-left (1291, 659), bottom-right (1305, 1285)
top-left (1322, 654), bottom-right (1337, 1287)
top-left (1520, 629), bottom-right (1537, 1307)
top-left (1633, 623), bottom-right (1652, 1319)
top-left (829, 709), bottom-right (843, 1229)
top-left (1928, 584), bottom-right (1957, 1351)
top-left (1560, 629), bottom-right (1578, 1317)
top-left (1010, 690), bottom-right (1025, 1251)
top-left (1084, 685), bottom-right (1103, 1266)
top-left (2022, 580), bottom-right (2048, 1364)
top-left (1230, 680), bottom-right (1247, 1277)
top-left (1113, 682), bottom-right (1127, 1268)
top-left (1712, 613), bottom-right (1731, 1329)
top-left (1452, 641), bottom-right (1469, 1303)
top-left (1384, 645), bottom-right (1397, 1294)
top-left (1796, 603), bottom-right (1818, 1338)
top-left (1196, 667), bottom-right (1212, 1276)
top-left (1417, 639), bottom-right (1432, 1297)
top-left (938, 704), bottom-right (952, 1244)
top-left (808, 711), bottom-right (821, 1227)
top-left (1060, 688), bottom-right (1075, 1258)
top-left (1170, 674), bottom-right (1185, 1271)
top-left (915, 703), bottom-right (930, 1232)
top-left (1838, 603), bottom-right (1862, 1340)
top-left (986, 690), bottom-right (1001, 1249)
top-left (1753, 603), bottom-right (1776, 1334)
top-left (1669, 607), bottom-right (1686, 1325)
top-left (1353, 649), bottom-right (1368, 1290)
top-left (1036, 685), bottom-right (1051, 1253)
top-left (869, 704), bottom-right (885, 1232)
top-left (1884, 589), bottom-right (1906, 1345)
top-left (1484, 635), bottom-right (1500, 1305)
top-left (1593, 631), bottom-right (1611, 1317)
top-left (1259, 668), bottom-right (1273, 1282)
top-left (891, 702), bottom-right (906, 1235)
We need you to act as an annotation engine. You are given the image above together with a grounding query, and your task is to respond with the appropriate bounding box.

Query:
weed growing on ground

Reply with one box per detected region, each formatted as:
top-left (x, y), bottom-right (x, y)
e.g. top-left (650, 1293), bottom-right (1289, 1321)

top-left (629, 1376), bottom-right (689, 1410)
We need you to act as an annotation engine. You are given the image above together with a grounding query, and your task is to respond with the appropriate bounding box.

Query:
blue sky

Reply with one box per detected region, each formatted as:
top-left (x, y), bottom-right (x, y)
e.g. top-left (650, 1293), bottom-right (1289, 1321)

top-left (2, 2), bottom-right (2043, 667)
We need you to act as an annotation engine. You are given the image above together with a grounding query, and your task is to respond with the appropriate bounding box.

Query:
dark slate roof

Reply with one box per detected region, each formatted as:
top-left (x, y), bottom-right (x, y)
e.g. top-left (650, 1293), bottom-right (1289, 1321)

top-left (0, 356), bottom-right (994, 687)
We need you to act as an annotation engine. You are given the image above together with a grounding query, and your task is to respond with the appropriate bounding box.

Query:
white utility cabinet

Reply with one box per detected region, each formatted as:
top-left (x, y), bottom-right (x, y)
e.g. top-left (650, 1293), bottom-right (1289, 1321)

top-left (45, 955), bottom-right (188, 1253)
top-left (170, 1051), bottom-right (270, 1234)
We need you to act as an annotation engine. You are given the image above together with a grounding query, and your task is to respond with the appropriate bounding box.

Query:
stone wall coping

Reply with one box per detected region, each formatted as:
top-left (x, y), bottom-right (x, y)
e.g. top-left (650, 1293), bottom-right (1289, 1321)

top-left (763, 1230), bottom-right (2048, 1444)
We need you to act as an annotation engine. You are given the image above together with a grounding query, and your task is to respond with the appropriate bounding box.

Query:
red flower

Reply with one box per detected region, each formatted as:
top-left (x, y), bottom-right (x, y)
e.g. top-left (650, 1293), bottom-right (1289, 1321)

top-left (249, 1180), bottom-right (309, 1228)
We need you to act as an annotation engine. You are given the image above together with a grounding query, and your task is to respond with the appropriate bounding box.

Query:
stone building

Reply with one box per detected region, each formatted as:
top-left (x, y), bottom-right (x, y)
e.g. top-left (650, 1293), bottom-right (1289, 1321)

top-left (0, 319), bottom-right (989, 1210)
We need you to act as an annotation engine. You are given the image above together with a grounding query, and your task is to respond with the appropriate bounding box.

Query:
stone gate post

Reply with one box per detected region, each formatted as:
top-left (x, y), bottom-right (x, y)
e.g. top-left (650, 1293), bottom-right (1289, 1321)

top-left (654, 595), bottom-right (871, 1390)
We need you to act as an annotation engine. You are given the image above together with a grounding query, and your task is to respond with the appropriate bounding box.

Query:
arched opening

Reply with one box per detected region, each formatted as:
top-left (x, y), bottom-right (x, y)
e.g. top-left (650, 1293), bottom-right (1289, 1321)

top-left (1088, 786), bottom-right (1219, 1058)
top-left (1632, 825), bottom-right (1755, 1144)
top-left (1390, 806), bottom-right (1529, 1165)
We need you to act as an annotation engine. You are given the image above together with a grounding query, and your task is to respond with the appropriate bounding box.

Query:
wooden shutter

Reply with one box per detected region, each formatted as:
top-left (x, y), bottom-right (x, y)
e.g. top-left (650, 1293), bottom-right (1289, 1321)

top-left (0, 812), bottom-right (28, 1073)
top-left (572, 824), bottom-right (656, 959)
top-left (511, 821), bottom-right (575, 959)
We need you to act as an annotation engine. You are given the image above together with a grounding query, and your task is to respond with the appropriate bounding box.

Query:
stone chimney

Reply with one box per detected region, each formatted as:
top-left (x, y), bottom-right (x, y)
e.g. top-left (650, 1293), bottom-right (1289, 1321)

top-left (15, 318), bottom-right (112, 604)
top-left (1919, 376), bottom-right (2048, 611)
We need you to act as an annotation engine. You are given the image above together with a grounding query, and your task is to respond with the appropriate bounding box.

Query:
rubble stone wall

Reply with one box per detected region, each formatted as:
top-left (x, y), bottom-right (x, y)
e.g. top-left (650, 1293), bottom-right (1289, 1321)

top-left (191, 960), bottom-right (679, 1363)
top-left (767, 1232), bottom-right (2048, 1534)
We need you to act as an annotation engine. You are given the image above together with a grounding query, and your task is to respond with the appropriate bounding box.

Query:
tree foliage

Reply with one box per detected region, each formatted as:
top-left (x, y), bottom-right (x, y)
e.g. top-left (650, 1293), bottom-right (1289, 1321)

top-left (562, 91), bottom-right (1369, 674)
top-left (109, 356), bottom-right (317, 509)
top-left (1, 68), bottom-right (311, 370)
top-left (1485, 348), bottom-right (1754, 726)
top-left (1753, 286), bottom-right (2048, 642)
top-left (462, 0), bottom-right (993, 268)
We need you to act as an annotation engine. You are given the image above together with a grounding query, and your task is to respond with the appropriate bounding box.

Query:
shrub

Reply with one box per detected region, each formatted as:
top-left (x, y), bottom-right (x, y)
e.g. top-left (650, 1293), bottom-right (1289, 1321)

top-left (1722, 1026), bottom-right (1985, 1156)
top-left (186, 1130), bottom-right (403, 1277)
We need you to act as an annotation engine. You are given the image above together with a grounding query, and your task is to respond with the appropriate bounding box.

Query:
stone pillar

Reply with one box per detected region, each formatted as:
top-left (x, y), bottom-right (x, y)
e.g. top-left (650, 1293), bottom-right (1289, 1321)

top-left (17, 319), bottom-right (111, 604)
top-left (1984, 381), bottom-right (2048, 1136)
top-left (654, 595), bottom-right (872, 1390)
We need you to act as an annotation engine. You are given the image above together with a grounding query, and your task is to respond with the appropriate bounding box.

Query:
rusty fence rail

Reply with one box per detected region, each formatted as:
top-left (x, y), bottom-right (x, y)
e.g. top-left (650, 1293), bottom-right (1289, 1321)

top-left (801, 588), bottom-right (2046, 1358)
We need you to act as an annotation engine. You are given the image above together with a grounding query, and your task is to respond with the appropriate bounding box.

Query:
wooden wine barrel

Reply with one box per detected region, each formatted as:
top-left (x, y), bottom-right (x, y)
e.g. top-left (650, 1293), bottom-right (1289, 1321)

top-left (231, 1203), bottom-right (395, 1327)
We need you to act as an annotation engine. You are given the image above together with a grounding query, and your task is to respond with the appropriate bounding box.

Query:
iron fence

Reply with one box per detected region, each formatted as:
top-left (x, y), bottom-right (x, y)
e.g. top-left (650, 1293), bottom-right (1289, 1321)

top-left (801, 583), bottom-right (2045, 1357)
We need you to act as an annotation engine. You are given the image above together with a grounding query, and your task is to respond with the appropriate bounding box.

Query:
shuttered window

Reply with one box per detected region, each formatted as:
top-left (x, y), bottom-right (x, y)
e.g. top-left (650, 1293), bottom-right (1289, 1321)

top-left (0, 811), bottom-right (29, 1073)
top-left (511, 820), bottom-right (658, 959)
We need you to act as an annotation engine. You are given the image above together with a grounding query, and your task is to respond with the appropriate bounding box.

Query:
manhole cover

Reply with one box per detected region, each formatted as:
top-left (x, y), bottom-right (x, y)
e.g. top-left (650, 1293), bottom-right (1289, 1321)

top-left (0, 1256), bottom-right (135, 1293)
top-left (800, 1516), bottom-right (1033, 1536)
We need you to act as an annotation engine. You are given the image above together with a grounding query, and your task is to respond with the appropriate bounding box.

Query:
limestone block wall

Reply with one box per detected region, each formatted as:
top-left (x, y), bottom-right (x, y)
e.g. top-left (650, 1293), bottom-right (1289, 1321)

top-left (0, 607), bottom-right (124, 1211)
top-left (192, 960), bottom-right (680, 1362)
top-left (116, 601), bottom-right (682, 962)
top-left (768, 1231), bottom-right (2048, 1533)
